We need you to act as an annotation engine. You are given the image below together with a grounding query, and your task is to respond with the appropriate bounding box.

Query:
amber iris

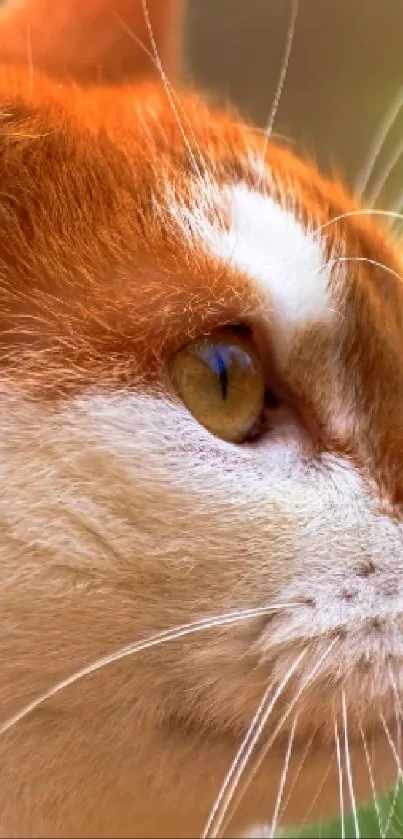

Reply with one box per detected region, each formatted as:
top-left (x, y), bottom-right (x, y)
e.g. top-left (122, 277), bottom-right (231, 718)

top-left (169, 328), bottom-right (265, 442)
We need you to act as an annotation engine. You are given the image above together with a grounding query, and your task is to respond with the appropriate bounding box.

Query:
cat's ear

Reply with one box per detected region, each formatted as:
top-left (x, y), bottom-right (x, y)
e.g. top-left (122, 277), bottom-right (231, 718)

top-left (0, 0), bottom-right (184, 83)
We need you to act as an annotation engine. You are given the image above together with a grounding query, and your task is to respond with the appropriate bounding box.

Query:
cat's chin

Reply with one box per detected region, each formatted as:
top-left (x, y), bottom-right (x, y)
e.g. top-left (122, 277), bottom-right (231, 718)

top-left (199, 732), bottom-right (397, 838)
top-left (3, 704), bottom-right (397, 839)
top-left (115, 725), bottom-right (398, 839)
top-left (116, 710), bottom-right (399, 839)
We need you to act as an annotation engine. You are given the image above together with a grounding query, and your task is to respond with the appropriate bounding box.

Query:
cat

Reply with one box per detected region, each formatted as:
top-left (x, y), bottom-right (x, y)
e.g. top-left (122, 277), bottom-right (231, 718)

top-left (0, 0), bottom-right (402, 837)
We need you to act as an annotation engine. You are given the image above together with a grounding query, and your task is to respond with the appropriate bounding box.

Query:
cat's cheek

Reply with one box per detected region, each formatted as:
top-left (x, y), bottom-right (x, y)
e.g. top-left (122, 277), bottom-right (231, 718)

top-left (0, 394), bottom-right (401, 834)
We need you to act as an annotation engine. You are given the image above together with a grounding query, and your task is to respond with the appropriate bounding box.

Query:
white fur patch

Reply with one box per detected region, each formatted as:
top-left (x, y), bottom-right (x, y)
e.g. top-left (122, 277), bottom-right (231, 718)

top-left (202, 184), bottom-right (335, 350)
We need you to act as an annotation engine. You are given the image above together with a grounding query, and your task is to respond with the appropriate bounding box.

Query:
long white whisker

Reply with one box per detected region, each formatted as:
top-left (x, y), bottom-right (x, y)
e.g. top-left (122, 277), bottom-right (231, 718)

top-left (217, 638), bottom-right (339, 838)
top-left (359, 722), bottom-right (384, 838)
top-left (383, 693), bottom-right (403, 838)
top-left (278, 730), bottom-right (316, 823)
top-left (311, 208), bottom-right (403, 240)
top-left (320, 254), bottom-right (403, 285)
top-left (258, 0), bottom-right (299, 187)
top-left (269, 715), bottom-right (298, 838)
top-left (342, 691), bottom-right (360, 839)
top-left (380, 711), bottom-right (403, 779)
top-left (389, 810), bottom-right (403, 837)
top-left (334, 717), bottom-right (346, 839)
top-left (380, 707), bottom-right (403, 838)
top-left (391, 191), bottom-right (403, 217)
top-left (287, 209), bottom-right (403, 286)
top-left (379, 702), bottom-right (403, 839)
top-left (202, 648), bottom-right (307, 839)
top-left (113, 8), bottom-right (208, 180)
top-left (203, 680), bottom-right (279, 839)
top-left (389, 665), bottom-right (403, 726)
top-left (365, 136), bottom-right (403, 210)
top-left (296, 755), bottom-right (333, 837)
top-left (355, 84), bottom-right (403, 199)
top-left (0, 606), bottom-right (285, 741)
top-left (382, 768), bottom-right (401, 839)
top-left (138, 0), bottom-right (203, 178)
top-left (395, 699), bottom-right (402, 760)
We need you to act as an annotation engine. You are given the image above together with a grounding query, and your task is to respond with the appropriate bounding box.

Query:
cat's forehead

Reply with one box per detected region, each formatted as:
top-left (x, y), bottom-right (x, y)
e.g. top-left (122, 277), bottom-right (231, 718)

top-left (1, 78), bottom-right (403, 435)
top-left (191, 182), bottom-right (334, 358)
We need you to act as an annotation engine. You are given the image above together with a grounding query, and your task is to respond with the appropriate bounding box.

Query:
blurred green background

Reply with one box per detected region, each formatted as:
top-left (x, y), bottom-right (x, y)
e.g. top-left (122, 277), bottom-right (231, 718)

top-left (183, 2), bottom-right (403, 836)
top-left (184, 0), bottom-right (403, 210)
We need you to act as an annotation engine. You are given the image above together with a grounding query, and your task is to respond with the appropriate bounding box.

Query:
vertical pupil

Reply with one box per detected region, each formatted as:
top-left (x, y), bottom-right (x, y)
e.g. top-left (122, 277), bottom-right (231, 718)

top-left (196, 342), bottom-right (234, 401)
top-left (215, 351), bottom-right (228, 400)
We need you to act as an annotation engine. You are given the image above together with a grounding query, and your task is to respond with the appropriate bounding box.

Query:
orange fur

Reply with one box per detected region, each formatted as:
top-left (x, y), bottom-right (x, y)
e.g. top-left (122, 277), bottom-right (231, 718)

top-left (0, 2), bottom-right (401, 837)
top-left (0, 0), bottom-right (183, 80)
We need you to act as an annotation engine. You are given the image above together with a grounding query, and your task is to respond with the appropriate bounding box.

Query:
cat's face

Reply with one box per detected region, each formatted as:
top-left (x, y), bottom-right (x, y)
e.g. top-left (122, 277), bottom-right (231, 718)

top-left (1, 4), bottom-right (403, 838)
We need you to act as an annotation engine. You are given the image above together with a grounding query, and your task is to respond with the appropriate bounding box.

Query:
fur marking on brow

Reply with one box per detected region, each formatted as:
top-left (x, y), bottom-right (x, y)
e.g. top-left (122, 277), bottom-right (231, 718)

top-left (200, 183), bottom-right (335, 341)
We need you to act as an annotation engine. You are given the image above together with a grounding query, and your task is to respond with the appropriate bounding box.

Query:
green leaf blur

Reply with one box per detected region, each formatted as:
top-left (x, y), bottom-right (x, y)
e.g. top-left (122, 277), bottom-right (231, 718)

top-left (280, 784), bottom-right (403, 838)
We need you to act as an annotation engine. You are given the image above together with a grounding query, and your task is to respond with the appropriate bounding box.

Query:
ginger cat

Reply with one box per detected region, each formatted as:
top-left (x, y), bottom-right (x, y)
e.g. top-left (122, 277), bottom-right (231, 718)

top-left (0, 1), bottom-right (402, 837)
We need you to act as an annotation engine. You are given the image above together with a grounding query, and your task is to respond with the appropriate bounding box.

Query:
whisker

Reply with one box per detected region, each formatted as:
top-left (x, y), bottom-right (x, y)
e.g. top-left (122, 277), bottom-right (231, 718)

top-left (390, 812), bottom-right (403, 838)
top-left (382, 771), bottom-right (401, 839)
top-left (295, 755), bottom-right (333, 837)
top-left (285, 209), bottom-right (403, 288)
top-left (379, 708), bottom-right (403, 837)
top-left (319, 254), bottom-right (403, 285)
top-left (390, 192), bottom-right (403, 217)
top-left (334, 717), bottom-right (346, 839)
top-left (114, 7), bottom-right (208, 180)
top-left (269, 715), bottom-right (298, 838)
top-left (278, 730), bottom-right (316, 823)
top-left (258, 0), bottom-right (299, 187)
top-left (388, 664), bottom-right (403, 727)
top-left (311, 208), bottom-right (403, 240)
top-left (0, 605), bottom-right (287, 741)
top-left (380, 711), bottom-right (403, 779)
top-left (395, 701), bottom-right (402, 760)
top-left (359, 722), bottom-right (384, 838)
top-left (355, 84), bottom-right (403, 199)
top-left (383, 692), bottom-right (403, 838)
top-left (365, 136), bottom-right (403, 210)
top-left (217, 638), bottom-right (339, 838)
top-left (202, 648), bottom-right (307, 839)
top-left (341, 691), bottom-right (360, 839)
top-left (126, 0), bottom-right (204, 178)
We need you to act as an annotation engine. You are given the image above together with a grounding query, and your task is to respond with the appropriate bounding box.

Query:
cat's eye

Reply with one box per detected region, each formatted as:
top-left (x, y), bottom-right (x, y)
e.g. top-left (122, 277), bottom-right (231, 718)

top-left (169, 328), bottom-right (266, 443)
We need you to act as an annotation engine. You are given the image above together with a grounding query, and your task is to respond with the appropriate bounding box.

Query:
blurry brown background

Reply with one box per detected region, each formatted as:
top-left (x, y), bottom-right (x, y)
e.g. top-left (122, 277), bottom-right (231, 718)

top-left (183, 0), bottom-right (403, 208)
